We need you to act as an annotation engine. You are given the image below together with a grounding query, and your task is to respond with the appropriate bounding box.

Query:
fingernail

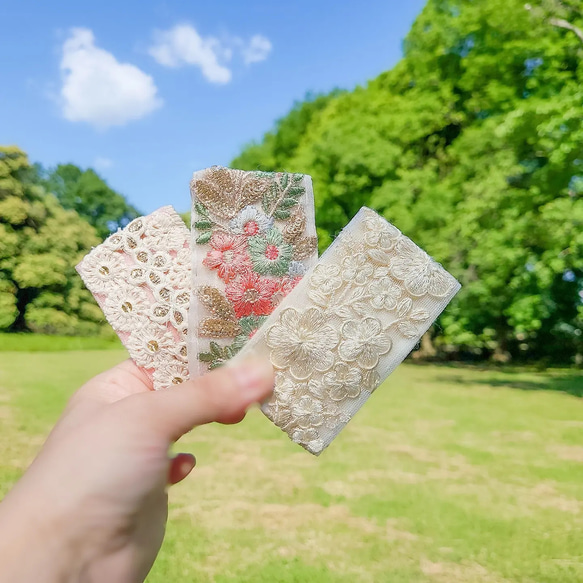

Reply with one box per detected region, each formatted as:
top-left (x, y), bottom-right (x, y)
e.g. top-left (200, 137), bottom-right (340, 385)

top-left (231, 358), bottom-right (274, 401)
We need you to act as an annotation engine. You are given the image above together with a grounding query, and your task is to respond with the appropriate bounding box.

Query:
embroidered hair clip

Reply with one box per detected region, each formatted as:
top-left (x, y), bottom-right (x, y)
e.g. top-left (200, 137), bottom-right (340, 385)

top-left (234, 207), bottom-right (461, 455)
top-left (76, 206), bottom-right (191, 390)
top-left (188, 166), bottom-right (318, 376)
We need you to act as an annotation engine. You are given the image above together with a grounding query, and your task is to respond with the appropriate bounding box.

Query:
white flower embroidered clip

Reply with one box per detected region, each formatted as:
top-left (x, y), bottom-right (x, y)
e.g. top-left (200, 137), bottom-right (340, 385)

top-left (234, 207), bottom-right (461, 455)
top-left (187, 166), bottom-right (318, 377)
top-left (76, 206), bottom-right (191, 390)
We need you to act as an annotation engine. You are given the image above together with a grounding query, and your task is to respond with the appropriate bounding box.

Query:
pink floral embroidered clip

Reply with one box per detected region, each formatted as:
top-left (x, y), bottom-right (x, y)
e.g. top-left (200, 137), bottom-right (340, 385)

top-left (188, 166), bottom-right (318, 376)
top-left (76, 206), bottom-right (191, 390)
top-left (234, 207), bottom-right (461, 455)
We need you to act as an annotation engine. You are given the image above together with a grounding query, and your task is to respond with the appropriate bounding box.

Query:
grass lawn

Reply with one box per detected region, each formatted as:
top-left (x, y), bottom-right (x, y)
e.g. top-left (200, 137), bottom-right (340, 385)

top-left (0, 351), bottom-right (582, 582)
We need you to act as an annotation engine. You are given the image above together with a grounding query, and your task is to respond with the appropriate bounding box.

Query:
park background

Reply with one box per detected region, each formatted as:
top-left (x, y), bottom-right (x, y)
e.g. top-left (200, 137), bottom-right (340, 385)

top-left (1, 0), bottom-right (582, 580)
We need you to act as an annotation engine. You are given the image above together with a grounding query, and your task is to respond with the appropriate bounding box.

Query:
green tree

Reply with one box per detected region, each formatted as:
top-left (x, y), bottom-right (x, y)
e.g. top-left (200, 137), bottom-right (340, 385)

top-left (0, 146), bottom-right (104, 335)
top-left (232, 91), bottom-right (343, 172)
top-left (233, 0), bottom-right (583, 363)
top-left (42, 163), bottom-right (140, 238)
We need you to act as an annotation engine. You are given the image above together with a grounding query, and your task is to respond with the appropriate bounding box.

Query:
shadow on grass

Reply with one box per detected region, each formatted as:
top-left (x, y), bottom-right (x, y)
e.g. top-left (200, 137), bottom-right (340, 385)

top-left (427, 363), bottom-right (583, 398)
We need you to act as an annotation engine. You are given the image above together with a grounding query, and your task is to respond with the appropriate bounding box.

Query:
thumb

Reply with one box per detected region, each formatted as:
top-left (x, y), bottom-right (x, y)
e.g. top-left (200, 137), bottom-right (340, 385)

top-left (138, 358), bottom-right (274, 441)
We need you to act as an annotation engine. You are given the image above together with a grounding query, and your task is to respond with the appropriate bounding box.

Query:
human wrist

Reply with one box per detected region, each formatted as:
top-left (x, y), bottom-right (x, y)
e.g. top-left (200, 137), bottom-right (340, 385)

top-left (0, 475), bottom-right (90, 582)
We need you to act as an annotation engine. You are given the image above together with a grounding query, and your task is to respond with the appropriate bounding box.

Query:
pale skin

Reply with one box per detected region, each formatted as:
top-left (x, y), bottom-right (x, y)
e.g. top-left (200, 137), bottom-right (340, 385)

top-left (0, 358), bottom-right (274, 582)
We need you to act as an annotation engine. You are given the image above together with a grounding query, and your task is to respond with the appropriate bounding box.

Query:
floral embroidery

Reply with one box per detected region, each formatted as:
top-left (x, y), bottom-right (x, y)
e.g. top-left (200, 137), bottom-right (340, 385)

top-left (202, 232), bottom-right (250, 282)
top-left (322, 363), bottom-right (362, 401)
top-left (367, 277), bottom-right (401, 311)
top-left (229, 205), bottom-right (274, 236)
top-left (79, 250), bottom-right (127, 294)
top-left (248, 207), bottom-right (460, 455)
top-left (248, 228), bottom-right (294, 276)
top-left (103, 288), bottom-right (149, 332)
top-left (225, 271), bottom-right (279, 318)
top-left (266, 307), bottom-right (339, 380)
top-left (76, 206), bottom-right (191, 391)
top-left (390, 238), bottom-right (453, 297)
top-left (341, 253), bottom-right (373, 285)
top-left (191, 167), bottom-right (318, 371)
top-left (337, 317), bottom-right (392, 369)
top-left (293, 395), bottom-right (325, 429)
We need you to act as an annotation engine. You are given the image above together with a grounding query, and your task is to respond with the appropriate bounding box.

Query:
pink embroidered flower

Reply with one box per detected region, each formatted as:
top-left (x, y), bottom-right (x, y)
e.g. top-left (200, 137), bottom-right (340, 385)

top-left (202, 232), bottom-right (250, 282)
top-left (226, 271), bottom-right (279, 318)
top-left (271, 276), bottom-right (302, 307)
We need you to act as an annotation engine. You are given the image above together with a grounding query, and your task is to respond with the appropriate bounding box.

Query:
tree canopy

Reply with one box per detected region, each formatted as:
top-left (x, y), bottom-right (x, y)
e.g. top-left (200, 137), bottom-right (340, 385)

top-left (41, 163), bottom-right (140, 238)
top-left (0, 146), bottom-right (104, 334)
top-left (232, 0), bottom-right (583, 363)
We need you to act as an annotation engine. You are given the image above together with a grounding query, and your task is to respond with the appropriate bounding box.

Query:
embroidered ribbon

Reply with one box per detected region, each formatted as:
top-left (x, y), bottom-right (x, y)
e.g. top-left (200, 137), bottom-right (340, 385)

top-left (76, 206), bottom-right (190, 390)
top-left (188, 166), bottom-right (318, 376)
top-left (234, 207), bottom-right (461, 455)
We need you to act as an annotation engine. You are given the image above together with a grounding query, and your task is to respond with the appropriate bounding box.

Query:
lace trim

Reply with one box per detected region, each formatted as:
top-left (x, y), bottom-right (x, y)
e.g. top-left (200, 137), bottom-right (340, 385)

top-left (234, 207), bottom-right (461, 455)
top-left (189, 167), bottom-right (318, 374)
top-left (76, 206), bottom-right (191, 390)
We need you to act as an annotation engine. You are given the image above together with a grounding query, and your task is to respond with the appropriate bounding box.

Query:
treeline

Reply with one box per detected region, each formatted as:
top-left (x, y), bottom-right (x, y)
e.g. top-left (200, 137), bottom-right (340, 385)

top-left (232, 0), bottom-right (583, 364)
top-left (0, 146), bottom-right (139, 335)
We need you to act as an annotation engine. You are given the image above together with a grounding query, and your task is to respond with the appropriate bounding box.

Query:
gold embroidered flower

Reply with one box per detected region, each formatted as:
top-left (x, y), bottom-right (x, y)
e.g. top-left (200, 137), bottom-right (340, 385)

top-left (390, 238), bottom-right (454, 297)
top-left (323, 363), bottom-right (362, 401)
top-left (266, 307), bottom-right (339, 380)
top-left (153, 362), bottom-right (189, 390)
top-left (341, 253), bottom-right (373, 285)
top-left (103, 288), bottom-right (149, 332)
top-left (126, 328), bottom-right (176, 367)
top-left (79, 248), bottom-right (127, 294)
top-left (338, 317), bottom-right (392, 369)
top-left (368, 277), bottom-right (402, 310)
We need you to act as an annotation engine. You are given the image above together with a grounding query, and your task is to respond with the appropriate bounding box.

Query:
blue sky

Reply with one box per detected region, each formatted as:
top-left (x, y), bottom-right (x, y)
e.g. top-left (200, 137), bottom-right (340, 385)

top-left (1, 0), bottom-right (426, 214)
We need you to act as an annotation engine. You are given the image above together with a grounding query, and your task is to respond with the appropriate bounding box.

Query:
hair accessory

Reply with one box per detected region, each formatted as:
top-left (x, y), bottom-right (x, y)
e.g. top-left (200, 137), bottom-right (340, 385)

top-left (76, 206), bottom-right (190, 390)
top-left (234, 207), bottom-right (461, 455)
top-left (188, 166), bottom-right (318, 376)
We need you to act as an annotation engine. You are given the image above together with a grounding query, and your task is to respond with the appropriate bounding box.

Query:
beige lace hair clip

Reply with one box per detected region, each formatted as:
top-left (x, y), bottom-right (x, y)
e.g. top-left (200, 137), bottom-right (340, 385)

top-left (76, 206), bottom-right (191, 390)
top-left (233, 207), bottom-right (461, 455)
top-left (188, 166), bottom-right (318, 377)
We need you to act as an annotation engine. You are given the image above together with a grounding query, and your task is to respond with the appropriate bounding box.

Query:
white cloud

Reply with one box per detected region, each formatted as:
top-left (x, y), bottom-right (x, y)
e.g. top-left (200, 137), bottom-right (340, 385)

top-left (148, 24), bottom-right (272, 83)
top-left (241, 35), bottom-right (272, 64)
top-left (60, 28), bottom-right (162, 129)
top-left (149, 24), bottom-right (232, 84)
top-left (93, 156), bottom-right (113, 170)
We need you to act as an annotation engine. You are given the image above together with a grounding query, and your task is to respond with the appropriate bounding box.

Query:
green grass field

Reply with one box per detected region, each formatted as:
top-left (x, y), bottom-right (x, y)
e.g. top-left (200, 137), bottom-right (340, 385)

top-left (0, 350), bottom-right (582, 582)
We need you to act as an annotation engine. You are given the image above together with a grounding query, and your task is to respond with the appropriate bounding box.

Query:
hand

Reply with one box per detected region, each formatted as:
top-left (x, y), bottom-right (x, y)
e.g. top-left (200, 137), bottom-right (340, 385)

top-left (0, 358), bottom-right (274, 583)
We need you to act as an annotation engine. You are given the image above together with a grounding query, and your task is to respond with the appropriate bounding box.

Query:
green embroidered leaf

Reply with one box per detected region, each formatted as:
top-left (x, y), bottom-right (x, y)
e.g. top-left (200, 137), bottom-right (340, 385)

top-left (232, 333), bottom-right (248, 351)
top-left (209, 341), bottom-right (223, 357)
top-left (194, 220), bottom-right (213, 230)
top-left (195, 201), bottom-right (209, 217)
top-left (208, 360), bottom-right (225, 370)
top-left (195, 231), bottom-right (212, 245)
top-left (288, 186), bottom-right (305, 197)
top-left (198, 352), bottom-right (214, 363)
top-left (279, 197), bottom-right (299, 209)
top-left (274, 209), bottom-right (291, 220)
top-left (262, 172), bottom-right (306, 218)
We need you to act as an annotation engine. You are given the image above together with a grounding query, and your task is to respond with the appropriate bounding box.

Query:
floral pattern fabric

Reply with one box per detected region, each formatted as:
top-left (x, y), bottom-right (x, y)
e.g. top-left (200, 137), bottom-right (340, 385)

top-left (76, 206), bottom-right (191, 390)
top-left (188, 166), bottom-right (318, 375)
top-left (234, 207), bottom-right (461, 455)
